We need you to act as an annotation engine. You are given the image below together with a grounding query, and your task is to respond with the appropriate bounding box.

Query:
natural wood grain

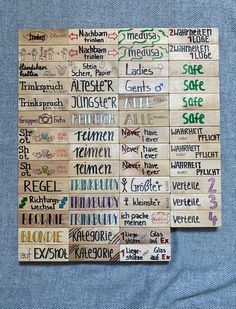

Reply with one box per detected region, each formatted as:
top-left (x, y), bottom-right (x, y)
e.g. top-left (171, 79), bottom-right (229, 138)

top-left (170, 143), bottom-right (220, 160)
top-left (169, 77), bottom-right (219, 93)
top-left (119, 227), bottom-right (170, 244)
top-left (68, 29), bottom-right (119, 45)
top-left (19, 228), bottom-right (69, 244)
top-left (119, 78), bottom-right (168, 94)
top-left (119, 110), bottom-right (169, 126)
top-left (170, 193), bottom-right (221, 210)
top-left (18, 194), bottom-right (69, 210)
top-left (18, 178), bottom-right (70, 194)
top-left (19, 29), bottom-right (69, 46)
top-left (69, 227), bottom-right (120, 244)
top-left (170, 94), bottom-right (220, 110)
top-left (171, 176), bottom-right (221, 193)
top-left (119, 177), bottom-right (170, 193)
top-left (18, 144), bottom-right (70, 160)
top-left (170, 126), bottom-right (220, 143)
top-left (18, 128), bottom-right (70, 144)
top-left (119, 127), bottom-right (169, 144)
top-left (18, 244), bottom-right (69, 262)
top-left (168, 28), bottom-right (218, 44)
top-left (118, 28), bottom-right (169, 45)
top-left (118, 94), bottom-right (168, 110)
top-left (120, 144), bottom-right (169, 160)
top-left (19, 62), bottom-right (69, 78)
top-left (171, 210), bottom-right (221, 227)
top-left (68, 45), bottom-right (119, 61)
top-left (169, 61), bottom-right (219, 77)
top-left (120, 210), bottom-right (170, 227)
top-left (18, 94), bottom-right (69, 111)
top-left (18, 210), bottom-right (69, 227)
top-left (120, 159), bottom-right (169, 177)
top-left (119, 193), bottom-right (170, 209)
top-left (68, 61), bottom-right (118, 77)
top-left (69, 244), bottom-right (120, 262)
top-left (169, 44), bottom-right (219, 60)
top-left (118, 45), bottom-right (169, 61)
top-left (120, 244), bottom-right (171, 261)
top-left (119, 61), bottom-right (168, 77)
top-left (19, 46), bottom-right (69, 62)
top-left (170, 111), bottom-right (220, 127)
top-left (69, 94), bottom-right (118, 110)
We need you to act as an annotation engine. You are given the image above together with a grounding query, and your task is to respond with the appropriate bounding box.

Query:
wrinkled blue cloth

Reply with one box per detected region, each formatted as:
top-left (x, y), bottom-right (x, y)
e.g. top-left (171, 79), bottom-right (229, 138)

top-left (0, 0), bottom-right (235, 308)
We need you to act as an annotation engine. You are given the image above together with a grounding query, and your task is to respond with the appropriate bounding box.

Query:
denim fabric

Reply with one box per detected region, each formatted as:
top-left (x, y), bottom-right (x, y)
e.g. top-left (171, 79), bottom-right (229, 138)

top-left (0, 0), bottom-right (235, 308)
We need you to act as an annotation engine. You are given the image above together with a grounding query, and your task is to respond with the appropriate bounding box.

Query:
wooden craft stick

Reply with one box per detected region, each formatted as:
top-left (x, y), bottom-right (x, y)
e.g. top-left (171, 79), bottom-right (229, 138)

top-left (70, 128), bottom-right (119, 144)
top-left (69, 160), bottom-right (120, 177)
top-left (120, 159), bottom-right (169, 177)
top-left (169, 44), bottom-right (219, 60)
top-left (69, 78), bottom-right (118, 93)
top-left (18, 94), bottom-right (69, 111)
top-left (18, 178), bottom-right (70, 194)
top-left (19, 46), bottom-right (69, 62)
top-left (70, 143), bottom-right (120, 160)
top-left (170, 193), bottom-right (221, 210)
top-left (19, 78), bottom-right (69, 95)
top-left (171, 210), bottom-right (221, 227)
top-left (19, 29), bottom-right (69, 46)
top-left (69, 227), bottom-right (120, 244)
top-left (119, 61), bottom-right (168, 77)
top-left (170, 111), bottom-right (220, 127)
top-left (18, 194), bottom-right (69, 211)
top-left (169, 77), bottom-right (219, 93)
top-left (18, 244), bottom-right (69, 262)
top-left (171, 176), bottom-right (221, 193)
top-left (19, 161), bottom-right (70, 177)
top-left (18, 128), bottom-right (70, 144)
top-left (19, 228), bottom-right (69, 244)
top-left (19, 62), bottom-right (69, 78)
top-left (119, 227), bottom-right (170, 244)
top-left (120, 210), bottom-right (170, 227)
top-left (118, 45), bottom-right (168, 61)
top-left (120, 244), bottom-right (171, 262)
top-left (119, 110), bottom-right (169, 127)
top-left (70, 177), bottom-right (119, 193)
top-left (69, 211), bottom-right (119, 227)
top-left (168, 28), bottom-right (218, 44)
top-left (119, 127), bottom-right (169, 144)
top-left (18, 210), bottom-right (69, 227)
top-left (69, 94), bottom-right (118, 110)
top-left (170, 143), bottom-right (220, 160)
top-left (69, 194), bottom-right (120, 210)
top-left (119, 193), bottom-right (170, 209)
top-left (70, 111), bottom-right (119, 127)
top-left (170, 94), bottom-right (220, 110)
top-left (69, 244), bottom-right (120, 262)
top-left (68, 45), bottom-right (119, 61)
top-left (18, 111), bottom-right (70, 128)
top-left (120, 144), bottom-right (169, 160)
top-left (119, 177), bottom-right (170, 193)
top-left (119, 78), bottom-right (168, 94)
top-left (118, 94), bottom-right (168, 110)
top-left (18, 144), bottom-right (70, 161)
top-left (170, 126), bottom-right (220, 143)
top-left (169, 61), bottom-right (219, 77)
top-left (68, 29), bottom-right (119, 45)
top-left (118, 28), bottom-right (169, 45)
top-left (68, 61), bottom-right (118, 77)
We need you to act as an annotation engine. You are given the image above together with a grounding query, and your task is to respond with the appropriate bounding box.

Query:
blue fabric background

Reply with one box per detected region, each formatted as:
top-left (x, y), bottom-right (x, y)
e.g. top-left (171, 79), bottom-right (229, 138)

top-left (0, 0), bottom-right (235, 308)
